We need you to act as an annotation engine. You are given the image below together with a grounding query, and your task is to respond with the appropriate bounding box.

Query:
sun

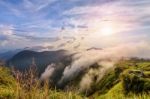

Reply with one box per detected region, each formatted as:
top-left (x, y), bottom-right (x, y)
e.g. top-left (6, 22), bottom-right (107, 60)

top-left (100, 26), bottom-right (113, 36)
top-left (89, 21), bottom-right (119, 38)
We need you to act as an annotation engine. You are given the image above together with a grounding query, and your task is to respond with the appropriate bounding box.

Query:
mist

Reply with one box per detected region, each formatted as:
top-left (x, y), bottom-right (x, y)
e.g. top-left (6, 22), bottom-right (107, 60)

top-left (40, 35), bottom-right (150, 90)
top-left (40, 64), bottom-right (56, 81)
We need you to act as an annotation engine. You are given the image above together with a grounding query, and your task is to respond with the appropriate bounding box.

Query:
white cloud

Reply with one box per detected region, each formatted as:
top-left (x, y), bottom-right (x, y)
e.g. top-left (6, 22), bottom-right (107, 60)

top-left (22, 0), bottom-right (57, 12)
top-left (0, 24), bottom-right (31, 48)
top-left (58, 41), bottom-right (150, 86)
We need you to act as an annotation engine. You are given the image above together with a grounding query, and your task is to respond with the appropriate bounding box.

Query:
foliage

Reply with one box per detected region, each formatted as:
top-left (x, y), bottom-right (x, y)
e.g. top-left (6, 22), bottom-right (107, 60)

top-left (0, 66), bottom-right (83, 99)
top-left (95, 59), bottom-right (150, 99)
top-left (121, 69), bottom-right (150, 94)
top-left (97, 83), bottom-right (150, 99)
top-left (0, 59), bottom-right (150, 99)
top-left (0, 66), bottom-right (16, 98)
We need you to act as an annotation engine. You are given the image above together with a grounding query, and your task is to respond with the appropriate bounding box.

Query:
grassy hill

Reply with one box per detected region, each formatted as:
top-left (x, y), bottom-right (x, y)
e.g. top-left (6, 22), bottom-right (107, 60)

top-left (93, 59), bottom-right (150, 99)
top-left (0, 66), bottom-right (83, 99)
top-left (0, 58), bottom-right (150, 99)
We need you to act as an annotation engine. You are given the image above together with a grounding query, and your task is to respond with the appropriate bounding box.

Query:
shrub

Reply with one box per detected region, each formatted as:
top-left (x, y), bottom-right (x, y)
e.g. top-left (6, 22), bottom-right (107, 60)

top-left (121, 69), bottom-right (150, 94)
top-left (0, 66), bottom-right (16, 98)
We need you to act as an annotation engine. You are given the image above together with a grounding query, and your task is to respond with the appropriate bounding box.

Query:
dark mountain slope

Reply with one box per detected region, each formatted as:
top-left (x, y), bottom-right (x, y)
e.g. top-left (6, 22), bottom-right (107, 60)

top-left (7, 50), bottom-right (72, 74)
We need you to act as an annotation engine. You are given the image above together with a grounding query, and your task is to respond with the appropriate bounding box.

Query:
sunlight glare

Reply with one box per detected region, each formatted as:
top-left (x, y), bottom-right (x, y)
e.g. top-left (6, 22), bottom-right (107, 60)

top-left (100, 26), bottom-right (114, 36)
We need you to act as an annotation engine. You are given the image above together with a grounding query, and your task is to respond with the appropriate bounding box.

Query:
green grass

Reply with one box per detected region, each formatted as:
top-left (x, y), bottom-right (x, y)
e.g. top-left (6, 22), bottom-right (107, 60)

top-left (94, 69), bottom-right (120, 94)
top-left (0, 59), bottom-right (150, 99)
top-left (121, 69), bottom-right (150, 94)
top-left (95, 60), bottom-right (150, 99)
top-left (0, 66), bottom-right (16, 98)
top-left (0, 66), bottom-right (83, 99)
top-left (97, 83), bottom-right (150, 99)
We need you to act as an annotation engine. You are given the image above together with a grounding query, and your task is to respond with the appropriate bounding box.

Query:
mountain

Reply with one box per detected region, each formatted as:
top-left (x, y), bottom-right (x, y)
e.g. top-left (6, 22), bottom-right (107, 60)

top-left (0, 49), bottom-right (22, 61)
top-left (0, 45), bottom-right (55, 61)
top-left (7, 50), bottom-right (72, 74)
top-left (86, 47), bottom-right (102, 51)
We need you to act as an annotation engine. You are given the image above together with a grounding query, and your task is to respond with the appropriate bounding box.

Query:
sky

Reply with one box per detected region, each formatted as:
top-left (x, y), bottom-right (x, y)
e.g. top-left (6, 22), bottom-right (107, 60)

top-left (0, 0), bottom-right (150, 52)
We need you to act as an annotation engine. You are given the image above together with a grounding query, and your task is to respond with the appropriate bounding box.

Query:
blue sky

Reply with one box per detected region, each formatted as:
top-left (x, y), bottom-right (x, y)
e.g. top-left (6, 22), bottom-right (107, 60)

top-left (0, 0), bottom-right (150, 51)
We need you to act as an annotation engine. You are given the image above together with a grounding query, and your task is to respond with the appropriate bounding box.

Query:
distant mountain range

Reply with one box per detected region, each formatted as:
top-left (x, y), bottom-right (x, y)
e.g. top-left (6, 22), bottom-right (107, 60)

top-left (0, 45), bottom-right (102, 61)
top-left (86, 47), bottom-right (102, 51)
top-left (0, 49), bottom-right (22, 61)
top-left (0, 45), bottom-right (55, 61)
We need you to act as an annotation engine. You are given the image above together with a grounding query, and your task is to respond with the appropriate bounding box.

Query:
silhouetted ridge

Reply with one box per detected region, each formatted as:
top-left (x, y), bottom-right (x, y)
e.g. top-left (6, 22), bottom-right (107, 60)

top-left (7, 50), bottom-right (71, 75)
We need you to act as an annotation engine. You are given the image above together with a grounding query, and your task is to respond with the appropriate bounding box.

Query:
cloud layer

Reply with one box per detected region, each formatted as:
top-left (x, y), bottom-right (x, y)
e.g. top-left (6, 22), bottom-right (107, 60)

top-left (0, 0), bottom-right (150, 51)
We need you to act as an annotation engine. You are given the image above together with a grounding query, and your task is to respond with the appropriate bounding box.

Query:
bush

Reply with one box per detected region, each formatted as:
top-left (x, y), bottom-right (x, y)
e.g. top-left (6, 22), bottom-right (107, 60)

top-left (121, 69), bottom-right (150, 94)
top-left (0, 66), bottom-right (83, 99)
top-left (0, 66), bottom-right (16, 98)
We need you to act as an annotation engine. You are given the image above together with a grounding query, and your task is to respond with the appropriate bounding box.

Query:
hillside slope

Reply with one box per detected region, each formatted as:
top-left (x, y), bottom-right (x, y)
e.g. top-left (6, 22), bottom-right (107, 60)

top-left (0, 66), bottom-right (83, 99)
top-left (7, 50), bottom-right (72, 74)
top-left (93, 59), bottom-right (150, 99)
top-left (1, 59), bottom-right (150, 99)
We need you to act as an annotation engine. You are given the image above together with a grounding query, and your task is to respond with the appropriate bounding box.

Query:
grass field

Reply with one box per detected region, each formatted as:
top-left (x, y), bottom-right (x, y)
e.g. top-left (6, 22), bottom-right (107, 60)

top-left (0, 59), bottom-right (150, 99)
